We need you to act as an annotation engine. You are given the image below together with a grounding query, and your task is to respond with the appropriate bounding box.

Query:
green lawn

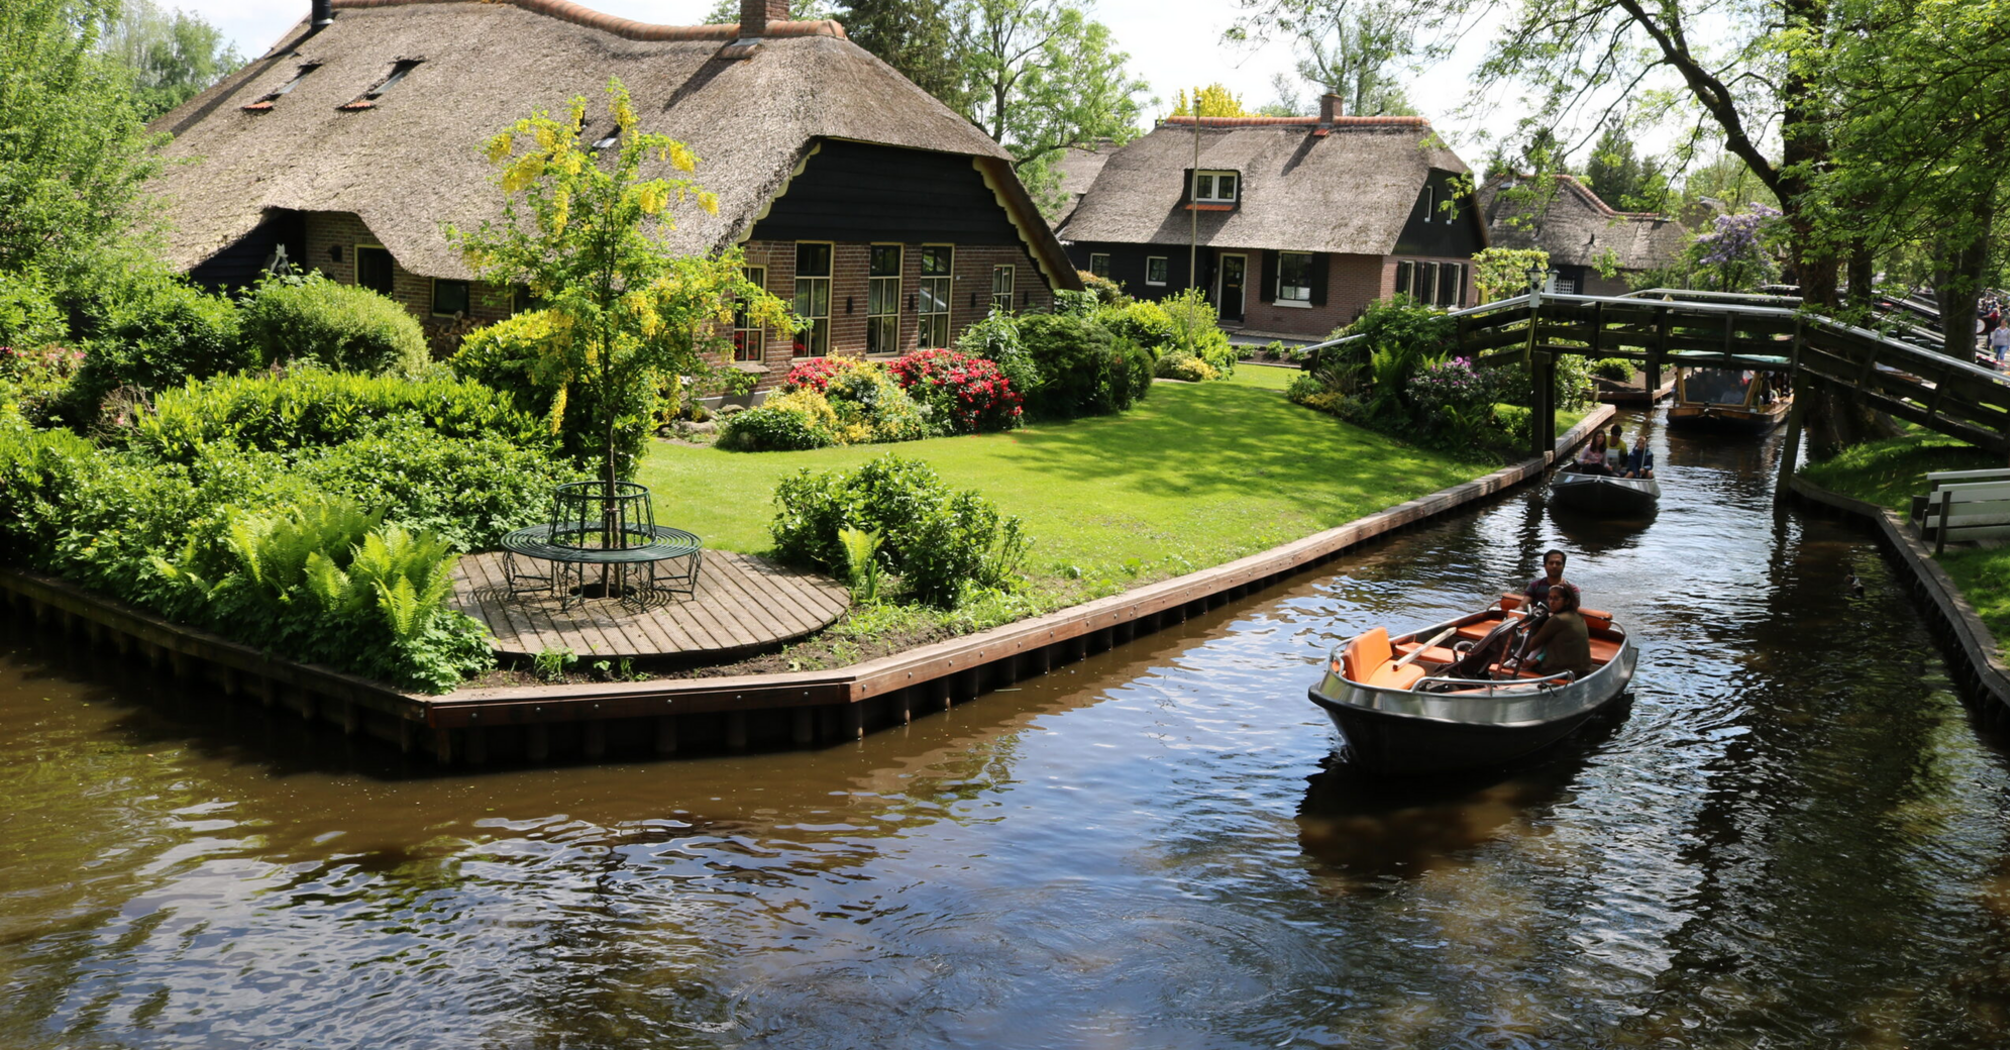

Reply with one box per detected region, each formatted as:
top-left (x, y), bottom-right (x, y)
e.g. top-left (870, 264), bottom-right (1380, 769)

top-left (1797, 432), bottom-right (2010, 651)
top-left (640, 368), bottom-right (1500, 605)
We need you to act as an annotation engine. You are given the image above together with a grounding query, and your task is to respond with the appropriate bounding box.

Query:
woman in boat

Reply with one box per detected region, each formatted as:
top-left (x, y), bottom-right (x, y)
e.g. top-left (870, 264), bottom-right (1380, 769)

top-left (1576, 432), bottom-right (1613, 475)
top-left (1519, 584), bottom-right (1593, 680)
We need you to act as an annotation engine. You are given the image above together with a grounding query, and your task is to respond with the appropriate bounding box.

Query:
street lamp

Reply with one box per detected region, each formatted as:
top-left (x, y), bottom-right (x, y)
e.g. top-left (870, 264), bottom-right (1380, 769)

top-left (1526, 260), bottom-right (1547, 297)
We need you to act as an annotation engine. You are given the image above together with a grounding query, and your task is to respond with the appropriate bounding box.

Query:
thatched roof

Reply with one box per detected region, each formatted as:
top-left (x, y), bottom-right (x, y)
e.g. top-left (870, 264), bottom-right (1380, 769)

top-left (1057, 116), bottom-right (1469, 254)
top-left (1049, 139), bottom-right (1115, 227)
top-left (149, 0), bottom-right (1071, 285)
top-left (1477, 174), bottom-right (1690, 271)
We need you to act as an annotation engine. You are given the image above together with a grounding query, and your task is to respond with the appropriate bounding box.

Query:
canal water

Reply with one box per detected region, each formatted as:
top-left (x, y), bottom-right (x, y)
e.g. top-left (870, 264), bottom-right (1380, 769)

top-left (6, 411), bottom-right (2010, 1049)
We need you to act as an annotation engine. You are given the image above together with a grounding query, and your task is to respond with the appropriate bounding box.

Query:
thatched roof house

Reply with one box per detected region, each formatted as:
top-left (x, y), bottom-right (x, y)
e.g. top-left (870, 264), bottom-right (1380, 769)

top-left (1050, 139), bottom-right (1118, 228)
top-left (1058, 97), bottom-right (1486, 341)
top-left (1476, 174), bottom-right (1690, 296)
top-left (149, 0), bottom-right (1078, 370)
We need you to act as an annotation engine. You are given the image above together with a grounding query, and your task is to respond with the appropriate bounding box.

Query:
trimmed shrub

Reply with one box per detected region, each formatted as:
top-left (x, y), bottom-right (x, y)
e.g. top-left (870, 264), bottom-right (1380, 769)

top-left (1015, 313), bottom-right (1151, 419)
top-left (888, 348), bottom-right (1024, 435)
top-left (451, 309), bottom-right (657, 477)
top-left (1592, 357), bottom-right (1634, 381)
top-left (1155, 351), bottom-right (1219, 382)
top-left (1098, 299), bottom-right (1175, 353)
top-left (241, 273), bottom-right (427, 374)
top-left (1160, 288), bottom-right (1236, 375)
top-left (1077, 270), bottom-right (1130, 307)
top-left (131, 366), bottom-right (548, 463)
top-left (718, 388), bottom-right (841, 451)
top-left (769, 454), bottom-right (1028, 606)
top-left (67, 268), bottom-right (250, 416)
top-left (297, 420), bottom-right (575, 551)
top-left (824, 363), bottom-right (928, 444)
top-left (954, 309), bottom-right (1041, 396)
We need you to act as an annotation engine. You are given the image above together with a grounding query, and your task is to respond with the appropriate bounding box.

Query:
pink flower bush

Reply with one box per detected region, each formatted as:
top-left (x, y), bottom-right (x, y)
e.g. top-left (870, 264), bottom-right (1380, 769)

top-left (780, 356), bottom-right (865, 394)
top-left (888, 348), bottom-right (1023, 434)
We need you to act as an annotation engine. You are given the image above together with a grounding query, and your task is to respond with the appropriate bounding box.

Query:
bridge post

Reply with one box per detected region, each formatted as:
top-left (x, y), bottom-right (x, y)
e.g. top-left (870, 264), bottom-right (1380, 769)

top-left (1531, 351), bottom-right (1554, 458)
top-left (1774, 378), bottom-right (1806, 505)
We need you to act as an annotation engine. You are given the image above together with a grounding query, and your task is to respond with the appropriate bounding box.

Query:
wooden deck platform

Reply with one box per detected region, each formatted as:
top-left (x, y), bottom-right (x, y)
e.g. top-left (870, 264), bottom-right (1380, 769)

top-left (449, 550), bottom-right (849, 660)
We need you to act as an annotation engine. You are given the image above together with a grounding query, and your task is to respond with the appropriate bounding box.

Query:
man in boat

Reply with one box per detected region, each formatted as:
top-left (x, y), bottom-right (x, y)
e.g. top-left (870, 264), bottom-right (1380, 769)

top-left (1523, 550), bottom-right (1580, 608)
top-left (1606, 423), bottom-right (1627, 464)
top-left (1619, 422), bottom-right (1654, 478)
top-left (1516, 584), bottom-right (1594, 680)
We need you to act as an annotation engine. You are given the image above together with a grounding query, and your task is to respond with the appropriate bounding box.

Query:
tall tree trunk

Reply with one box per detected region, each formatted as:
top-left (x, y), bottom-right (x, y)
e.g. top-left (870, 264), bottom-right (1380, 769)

top-left (1932, 192), bottom-right (1993, 359)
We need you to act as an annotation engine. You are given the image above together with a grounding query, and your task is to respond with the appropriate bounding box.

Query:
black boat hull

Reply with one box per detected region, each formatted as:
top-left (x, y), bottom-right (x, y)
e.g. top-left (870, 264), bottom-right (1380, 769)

top-left (1549, 472), bottom-right (1660, 517)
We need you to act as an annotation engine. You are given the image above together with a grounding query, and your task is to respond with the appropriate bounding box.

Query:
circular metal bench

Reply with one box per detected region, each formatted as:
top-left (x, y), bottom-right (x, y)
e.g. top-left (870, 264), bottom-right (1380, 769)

top-left (501, 523), bottom-right (703, 609)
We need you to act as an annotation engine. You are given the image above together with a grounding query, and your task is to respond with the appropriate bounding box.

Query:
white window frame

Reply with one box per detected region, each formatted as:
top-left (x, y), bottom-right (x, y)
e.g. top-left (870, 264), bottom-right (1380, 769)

top-left (1146, 256), bottom-right (1169, 286)
top-left (917, 244), bottom-right (953, 348)
top-left (1194, 169), bottom-right (1239, 204)
top-left (733, 265), bottom-right (766, 362)
top-left (1276, 251), bottom-right (1313, 304)
top-left (1088, 253), bottom-right (1110, 278)
top-left (867, 244), bottom-right (902, 354)
top-left (793, 241), bottom-right (832, 358)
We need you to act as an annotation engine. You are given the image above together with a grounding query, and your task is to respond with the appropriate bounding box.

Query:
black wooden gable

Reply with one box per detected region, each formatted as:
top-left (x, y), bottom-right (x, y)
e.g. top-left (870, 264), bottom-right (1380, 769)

top-left (747, 139), bottom-right (1022, 245)
top-left (1393, 169), bottom-right (1485, 258)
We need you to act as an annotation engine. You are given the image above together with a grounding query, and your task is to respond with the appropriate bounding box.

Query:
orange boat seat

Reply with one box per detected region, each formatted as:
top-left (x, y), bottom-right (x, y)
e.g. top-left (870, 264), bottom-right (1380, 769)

top-left (1587, 636), bottom-right (1622, 664)
top-left (1390, 642), bottom-right (1458, 667)
top-left (1343, 627), bottom-right (1427, 690)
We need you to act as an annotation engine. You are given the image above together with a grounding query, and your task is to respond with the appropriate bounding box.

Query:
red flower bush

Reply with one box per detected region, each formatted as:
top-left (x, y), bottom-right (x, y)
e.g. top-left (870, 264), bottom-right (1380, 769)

top-left (888, 348), bottom-right (1023, 434)
top-left (781, 356), bottom-right (864, 394)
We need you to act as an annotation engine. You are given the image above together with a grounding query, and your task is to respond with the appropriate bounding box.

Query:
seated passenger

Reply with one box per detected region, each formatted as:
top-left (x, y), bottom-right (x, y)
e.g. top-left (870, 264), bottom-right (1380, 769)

top-left (1523, 549), bottom-right (1581, 609)
top-left (1619, 431), bottom-right (1654, 479)
top-left (1520, 584), bottom-right (1593, 680)
top-left (1605, 422), bottom-right (1627, 464)
top-left (1575, 432), bottom-right (1614, 475)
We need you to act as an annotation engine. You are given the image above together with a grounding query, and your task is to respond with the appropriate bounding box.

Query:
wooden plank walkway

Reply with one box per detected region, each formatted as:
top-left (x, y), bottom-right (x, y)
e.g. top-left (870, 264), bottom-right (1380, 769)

top-left (449, 550), bottom-right (849, 660)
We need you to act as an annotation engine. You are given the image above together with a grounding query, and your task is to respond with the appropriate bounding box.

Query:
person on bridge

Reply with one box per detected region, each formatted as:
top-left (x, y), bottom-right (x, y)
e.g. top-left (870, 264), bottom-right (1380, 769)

top-left (1523, 550), bottom-right (1580, 609)
top-left (1990, 323), bottom-right (2009, 366)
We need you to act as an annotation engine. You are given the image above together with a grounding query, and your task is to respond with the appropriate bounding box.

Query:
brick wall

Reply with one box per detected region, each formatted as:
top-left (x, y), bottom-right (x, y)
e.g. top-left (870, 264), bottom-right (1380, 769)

top-left (303, 212), bottom-right (514, 356)
top-left (739, 239), bottom-right (1054, 388)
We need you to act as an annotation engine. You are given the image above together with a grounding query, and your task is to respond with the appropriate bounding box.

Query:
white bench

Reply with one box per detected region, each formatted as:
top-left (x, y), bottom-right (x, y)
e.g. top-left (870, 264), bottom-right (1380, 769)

top-left (1912, 473), bottom-right (2010, 554)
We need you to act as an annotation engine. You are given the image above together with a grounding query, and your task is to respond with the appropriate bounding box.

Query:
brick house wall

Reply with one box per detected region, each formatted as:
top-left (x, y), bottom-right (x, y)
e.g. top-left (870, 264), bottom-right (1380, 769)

top-left (738, 239), bottom-right (1053, 388)
top-left (304, 212), bottom-right (513, 356)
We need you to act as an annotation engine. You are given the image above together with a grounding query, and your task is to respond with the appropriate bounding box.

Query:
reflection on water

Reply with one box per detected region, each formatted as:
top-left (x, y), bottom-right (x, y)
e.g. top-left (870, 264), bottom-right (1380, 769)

top-left (6, 408), bottom-right (2010, 1048)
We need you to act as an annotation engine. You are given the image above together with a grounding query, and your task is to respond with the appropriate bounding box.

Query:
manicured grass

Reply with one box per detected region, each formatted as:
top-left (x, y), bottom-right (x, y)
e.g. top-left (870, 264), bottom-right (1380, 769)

top-left (640, 373), bottom-right (1499, 605)
top-left (1797, 432), bottom-right (2000, 511)
top-left (1797, 431), bottom-right (2010, 649)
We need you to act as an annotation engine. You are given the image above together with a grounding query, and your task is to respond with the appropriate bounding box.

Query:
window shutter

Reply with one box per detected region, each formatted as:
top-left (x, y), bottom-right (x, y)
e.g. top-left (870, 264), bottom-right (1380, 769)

top-left (1396, 260), bottom-right (1413, 299)
top-left (1309, 253), bottom-right (1328, 307)
top-left (1180, 168), bottom-right (1194, 205)
top-left (1262, 250), bottom-right (1279, 302)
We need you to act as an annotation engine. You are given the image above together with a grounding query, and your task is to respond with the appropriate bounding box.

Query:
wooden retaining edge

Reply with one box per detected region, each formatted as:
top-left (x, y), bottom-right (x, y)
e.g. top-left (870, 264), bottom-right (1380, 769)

top-left (423, 404), bottom-right (1617, 729)
top-left (1787, 476), bottom-right (2010, 708)
top-left (0, 564), bottom-right (427, 733)
top-left (0, 407), bottom-right (1613, 746)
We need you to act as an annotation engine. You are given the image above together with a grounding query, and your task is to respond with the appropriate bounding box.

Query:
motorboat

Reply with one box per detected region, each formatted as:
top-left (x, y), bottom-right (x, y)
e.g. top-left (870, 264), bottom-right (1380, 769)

top-left (1549, 468), bottom-right (1660, 516)
top-left (1667, 360), bottom-right (1791, 432)
top-left (1307, 595), bottom-right (1638, 774)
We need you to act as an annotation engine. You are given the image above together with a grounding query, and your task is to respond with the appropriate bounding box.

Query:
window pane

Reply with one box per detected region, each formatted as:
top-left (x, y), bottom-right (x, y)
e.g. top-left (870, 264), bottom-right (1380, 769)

top-left (1439, 263), bottom-right (1459, 306)
top-left (1196, 174), bottom-right (1213, 200)
top-left (920, 246), bottom-right (952, 275)
top-left (1416, 263), bottom-right (1436, 303)
top-left (1218, 174), bottom-right (1237, 201)
top-left (795, 242), bottom-right (831, 277)
top-left (992, 265), bottom-right (1012, 296)
top-left (1147, 257), bottom-right (1167, 284)
top-left (870, 245), bottom-right (901, 277)
top-left (356, 247), bottom-right (393, 296)
top-left (1089, 254), bottom-right (1110, 278)
top-left (432, 279), bottom-right (468, 315)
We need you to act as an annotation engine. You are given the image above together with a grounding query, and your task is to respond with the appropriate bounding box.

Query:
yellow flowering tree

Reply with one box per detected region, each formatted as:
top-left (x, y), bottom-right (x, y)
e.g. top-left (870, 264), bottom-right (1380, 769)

top-left (451, 78), bottom-right (793, 495)
top-left (1170, 84), bottom-right (1250, 118)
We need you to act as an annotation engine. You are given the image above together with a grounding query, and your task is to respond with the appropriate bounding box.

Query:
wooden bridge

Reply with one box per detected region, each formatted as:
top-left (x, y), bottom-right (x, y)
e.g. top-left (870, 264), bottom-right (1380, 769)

top-left (1354, 287), bottom-right (2010, 478)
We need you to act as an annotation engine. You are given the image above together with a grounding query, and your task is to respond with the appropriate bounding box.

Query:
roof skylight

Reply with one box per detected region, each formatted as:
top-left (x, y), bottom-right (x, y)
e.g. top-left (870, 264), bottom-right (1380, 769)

top-left (242, 63), bottom-right (320, 112)
top-left (339, 59), bottom-right (423, 111)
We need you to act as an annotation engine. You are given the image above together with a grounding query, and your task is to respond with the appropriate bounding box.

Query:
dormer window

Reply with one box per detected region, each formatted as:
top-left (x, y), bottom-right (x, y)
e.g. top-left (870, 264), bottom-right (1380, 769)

top-left (1194, 170), bottom-right (1239, 204)
top-left (339, 59), bottom-right (422, 110)
top-left (243, 63), bottom-right (319, 111)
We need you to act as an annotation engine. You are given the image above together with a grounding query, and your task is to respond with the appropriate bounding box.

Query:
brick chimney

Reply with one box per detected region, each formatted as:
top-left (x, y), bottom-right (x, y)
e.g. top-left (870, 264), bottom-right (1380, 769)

top-left (1319, 93), bottom-right (1343, 124)
top-left (311, 0), bottom-right (332, 28)
top-left (740, 0), bottom-right (791, 37)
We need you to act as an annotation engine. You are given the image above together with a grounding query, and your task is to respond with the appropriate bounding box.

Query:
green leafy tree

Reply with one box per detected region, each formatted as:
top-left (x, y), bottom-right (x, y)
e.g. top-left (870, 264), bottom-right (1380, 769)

top-left (451, 79), bottom-right (794, 495)
top-left (1583, 122), bottom-right (1667, 212)
top-left (0, 0), bottom-right (163, 283)
top-left (838, 0), bottom-right (971, 114)
top-left (101, 0), bottom-right (244, 122)
top-left (1227, 1), bottom-right (1421, 117)
top-left (958, 0), bottom-right (1148, 174)
top-left (1470, 247), bottom-right (1550, 303)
